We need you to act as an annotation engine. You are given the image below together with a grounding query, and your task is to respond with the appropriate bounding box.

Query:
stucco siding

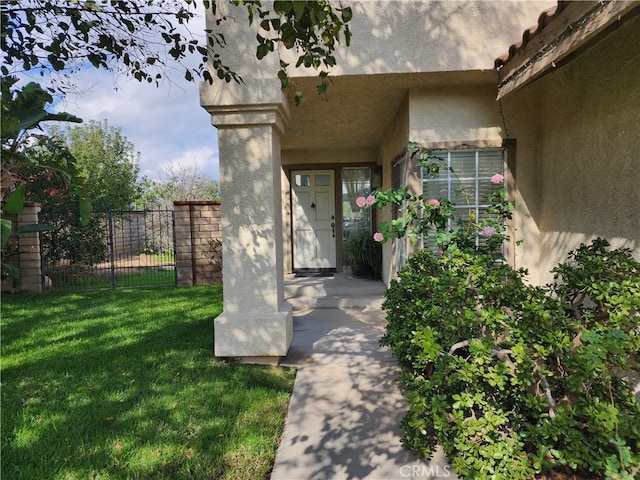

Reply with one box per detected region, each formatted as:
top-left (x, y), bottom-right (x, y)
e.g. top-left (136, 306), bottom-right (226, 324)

top-left (281, 168), bottom-right (292, 274)
top-left (377, 96), bottom-right (410, 284)
top-left (208, 1), bottom-right (554, 81)
top-left (282, 148), bottom-right (376, 166)
top-left (408, 83), bottom-right (504, 147)
top-left (503, 14), bottom-right (640, 285)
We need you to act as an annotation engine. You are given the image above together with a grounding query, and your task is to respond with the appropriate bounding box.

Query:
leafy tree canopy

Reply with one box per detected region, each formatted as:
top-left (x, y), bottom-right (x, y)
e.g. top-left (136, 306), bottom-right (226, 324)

top-left (54, 120), bottom-right (144, 211)
top-left (1, 0), bottom-right (353, 95)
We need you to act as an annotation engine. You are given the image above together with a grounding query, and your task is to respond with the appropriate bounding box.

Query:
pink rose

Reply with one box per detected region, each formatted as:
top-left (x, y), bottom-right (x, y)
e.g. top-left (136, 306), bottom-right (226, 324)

top-left (373, 232), bottom-right (384, 242)
top-left (49, 189), bottom-right (59, 197)
top-left (355, 196), bottom-right (366, 208)
top-left (365, 195), bottom-right (376, 206)
top-left (427, 198), bottom-right (440, 206)
top-left (491, 173), bottom-right (504, 184)
top-left (481, 226), bottom-right (497, 237)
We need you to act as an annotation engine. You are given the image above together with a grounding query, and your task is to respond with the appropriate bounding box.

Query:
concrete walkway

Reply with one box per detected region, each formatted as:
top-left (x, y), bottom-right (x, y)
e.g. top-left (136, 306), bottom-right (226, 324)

top-left (271, 275), bottom-right (454, 480)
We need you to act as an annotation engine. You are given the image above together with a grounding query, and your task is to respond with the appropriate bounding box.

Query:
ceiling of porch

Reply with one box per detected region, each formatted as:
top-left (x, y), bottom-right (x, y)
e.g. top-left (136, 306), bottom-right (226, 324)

top-left (280, 70), bottom-right (498, 152)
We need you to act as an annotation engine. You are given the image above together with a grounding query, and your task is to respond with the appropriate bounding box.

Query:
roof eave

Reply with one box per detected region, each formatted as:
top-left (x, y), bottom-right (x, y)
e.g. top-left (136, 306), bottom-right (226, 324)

top-left (495, 1), bottom-right (640, 100)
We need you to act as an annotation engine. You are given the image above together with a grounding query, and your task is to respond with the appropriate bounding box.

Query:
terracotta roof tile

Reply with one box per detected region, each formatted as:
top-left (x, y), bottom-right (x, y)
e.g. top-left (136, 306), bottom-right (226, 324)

top-left (494, 1), bottom-right (571, 69)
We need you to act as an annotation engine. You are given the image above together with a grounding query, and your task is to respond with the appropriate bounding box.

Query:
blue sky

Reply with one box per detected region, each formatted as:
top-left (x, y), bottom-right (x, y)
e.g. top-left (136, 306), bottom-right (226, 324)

top-left (15, 7), bottom-right (223, 183)
top-left (53, 69), bottom-right (220, 182)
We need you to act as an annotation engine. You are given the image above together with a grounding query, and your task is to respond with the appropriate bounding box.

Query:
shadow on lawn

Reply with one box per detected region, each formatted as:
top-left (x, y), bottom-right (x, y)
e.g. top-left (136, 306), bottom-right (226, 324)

top-left (1, 287), bottom-right (295, 480)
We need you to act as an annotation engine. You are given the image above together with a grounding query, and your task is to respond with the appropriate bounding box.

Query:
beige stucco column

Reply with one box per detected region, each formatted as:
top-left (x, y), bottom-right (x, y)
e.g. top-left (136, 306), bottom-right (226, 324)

top-left (200, 79), bottom-right (292, 364)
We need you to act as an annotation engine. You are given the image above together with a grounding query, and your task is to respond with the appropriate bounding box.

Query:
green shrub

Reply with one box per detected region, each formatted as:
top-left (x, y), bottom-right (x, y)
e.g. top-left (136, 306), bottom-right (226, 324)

top-left (341, 230), bottom-right (382, 279)
top-left (381, 240), bottom-right (640, 479)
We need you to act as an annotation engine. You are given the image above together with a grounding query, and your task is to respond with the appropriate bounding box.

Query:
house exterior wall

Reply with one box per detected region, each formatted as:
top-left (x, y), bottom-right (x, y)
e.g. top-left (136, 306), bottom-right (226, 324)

top-left (283, 148), bottom-right (376, 166)
top-left (408, 82), bottom-right (505, 148)
top-left (200, 0), bottom-right (559, 361)
top-left (210, 1), bottom-right (554, 80)
top-left (501, 13), bottom-right (640, 285)
top-left (378, 96), bottom-right (410, 283)
top-left (374, 80), bottom-right (507, 283)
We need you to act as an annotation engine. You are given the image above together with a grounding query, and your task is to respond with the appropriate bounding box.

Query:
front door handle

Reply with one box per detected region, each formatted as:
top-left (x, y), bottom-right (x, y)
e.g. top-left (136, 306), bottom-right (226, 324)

top-left (331, 222), bottom-right (335, 238)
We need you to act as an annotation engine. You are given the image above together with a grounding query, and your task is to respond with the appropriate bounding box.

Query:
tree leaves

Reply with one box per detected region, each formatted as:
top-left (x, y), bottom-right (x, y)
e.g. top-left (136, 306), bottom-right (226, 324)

top-left (3, 184), bottom-right (26, 215)
top-left (1, 0), bottom-right (353, 97)
top-left (242, 0), bottom-right (353, 99)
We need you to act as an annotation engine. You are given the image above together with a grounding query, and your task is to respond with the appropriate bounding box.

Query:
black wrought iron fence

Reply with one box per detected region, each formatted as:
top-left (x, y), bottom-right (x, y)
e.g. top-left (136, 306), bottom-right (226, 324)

top-left (40, 209), bottom-right (176, 291)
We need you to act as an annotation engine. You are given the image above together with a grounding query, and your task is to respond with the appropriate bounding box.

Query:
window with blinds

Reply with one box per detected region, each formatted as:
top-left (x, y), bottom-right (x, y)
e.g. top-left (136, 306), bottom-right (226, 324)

top-left (422, 149), bottom-right (504, 253)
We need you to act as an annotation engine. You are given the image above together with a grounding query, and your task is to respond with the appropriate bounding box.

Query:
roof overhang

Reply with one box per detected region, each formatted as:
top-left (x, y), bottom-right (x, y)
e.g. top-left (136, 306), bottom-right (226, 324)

top-left (495, 1), bottom-right (640, 100)
top-left (281, 70), bottom-right (497, 152)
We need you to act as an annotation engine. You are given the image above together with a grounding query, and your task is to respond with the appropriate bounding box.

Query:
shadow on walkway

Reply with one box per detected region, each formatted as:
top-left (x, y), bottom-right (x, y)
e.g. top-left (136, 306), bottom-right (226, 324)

top-left (271, 305), bottom-right (455, 480)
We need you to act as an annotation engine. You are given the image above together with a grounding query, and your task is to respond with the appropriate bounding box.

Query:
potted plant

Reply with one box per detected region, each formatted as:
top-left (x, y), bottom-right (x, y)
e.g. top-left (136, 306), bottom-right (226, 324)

top-left (341, 231), bottom-right (382, 279)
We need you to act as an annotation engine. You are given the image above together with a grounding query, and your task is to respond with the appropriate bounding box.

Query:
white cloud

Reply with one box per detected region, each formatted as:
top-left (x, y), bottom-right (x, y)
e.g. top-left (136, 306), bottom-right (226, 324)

top-left (158, 146), bottom-right (219, 182)
top-left (37, 6), bottom-right (220, 182)
top-left (54, 68), bottom-right (220, 182)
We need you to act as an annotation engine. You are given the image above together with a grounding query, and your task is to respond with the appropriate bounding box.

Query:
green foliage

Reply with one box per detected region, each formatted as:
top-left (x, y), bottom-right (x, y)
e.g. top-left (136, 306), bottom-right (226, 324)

top-left (20, 120), bottom-right (146, 266)
top-left (2, 286), bottom-right (295, 480)
top-left (62, 120), bottom-right (143, 211)
top-left (373, 143), bottom-right (510, 260)
top-left (1, 77), bottom-right (90, 275)
top-left (246, 0), bottom-right (352, 103)
top-left (341, 231), bottom-right (382, 279)
top-left (2, 0), bottom-right (352, 98)
top-left (1, 77), bottom-right (86, 204)
top-left (1, 0), bottom-right (236, 88)
top-left (381, 241), bottom-right (640, 478)
top-left (203, 237), bottom-right (223, 267)
top-left (139, 161), bottom-right (220, 209)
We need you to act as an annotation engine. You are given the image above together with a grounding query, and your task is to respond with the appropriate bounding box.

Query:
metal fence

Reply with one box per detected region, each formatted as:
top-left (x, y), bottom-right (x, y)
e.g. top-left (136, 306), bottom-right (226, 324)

top-left (40, 209), bottom-right (176, 291)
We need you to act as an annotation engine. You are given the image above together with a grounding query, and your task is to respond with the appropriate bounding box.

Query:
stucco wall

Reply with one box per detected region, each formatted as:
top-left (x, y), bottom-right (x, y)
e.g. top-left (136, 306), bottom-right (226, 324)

top-left (282, 148), bottom-right (376, 166)
top-left (408, 82), bottom-right (505, 147)
top-left (377, 96), bottom-right (410, 284)
top-left (502, 14), bottom-right (640, 285)
top-left (208, 1), bottom-right (554, 82)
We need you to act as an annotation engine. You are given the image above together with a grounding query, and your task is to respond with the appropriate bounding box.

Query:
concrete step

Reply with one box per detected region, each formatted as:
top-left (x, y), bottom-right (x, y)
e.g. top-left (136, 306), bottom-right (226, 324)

top-left (286, 294), bottom-right (384, 310)
top-left (284, 273), bottom-right (386, 311)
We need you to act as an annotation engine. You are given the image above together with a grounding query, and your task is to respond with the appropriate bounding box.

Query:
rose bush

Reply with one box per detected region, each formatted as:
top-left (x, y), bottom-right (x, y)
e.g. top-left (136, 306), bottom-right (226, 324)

top-left (372, 144), bottom-right (640, 479)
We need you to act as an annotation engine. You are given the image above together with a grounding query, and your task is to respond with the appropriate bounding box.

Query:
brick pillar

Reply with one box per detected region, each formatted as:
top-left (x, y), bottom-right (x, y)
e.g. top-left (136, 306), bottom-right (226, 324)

top-left (174, 203), bottom-right (194, 287)
top-left (173, 201), bottom-right (222, 287)
top-left (1, 202), bottom-right (43, 293)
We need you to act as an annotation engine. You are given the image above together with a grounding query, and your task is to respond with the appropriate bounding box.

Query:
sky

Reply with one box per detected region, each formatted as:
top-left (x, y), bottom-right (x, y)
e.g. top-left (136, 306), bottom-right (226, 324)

top-left (53, 68), bottom-right (220, 182)
top-left (19, 7), bottom-right (222, 183)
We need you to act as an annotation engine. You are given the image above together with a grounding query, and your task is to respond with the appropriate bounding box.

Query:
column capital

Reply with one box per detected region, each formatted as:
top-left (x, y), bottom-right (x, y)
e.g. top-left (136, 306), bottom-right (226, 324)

top-left (200, 77), bottom-right (290, 134)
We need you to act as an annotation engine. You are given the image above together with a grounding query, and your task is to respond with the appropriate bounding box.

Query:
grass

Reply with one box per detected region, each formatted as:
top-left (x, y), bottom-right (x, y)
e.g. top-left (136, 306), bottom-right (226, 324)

top-left (47, 267), bottom-right (176, 291)
top-left (1, 286), bottom-right (296, 480)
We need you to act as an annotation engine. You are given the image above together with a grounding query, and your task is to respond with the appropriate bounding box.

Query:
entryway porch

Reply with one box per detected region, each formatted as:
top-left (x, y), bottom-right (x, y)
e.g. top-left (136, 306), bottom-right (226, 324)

top-left (284, 271), bottom-right (386, 311)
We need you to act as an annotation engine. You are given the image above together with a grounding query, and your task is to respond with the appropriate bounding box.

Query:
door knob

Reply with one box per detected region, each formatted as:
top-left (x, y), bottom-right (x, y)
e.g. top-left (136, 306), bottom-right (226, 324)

top-left (310, 202), bottom-right (316, 209)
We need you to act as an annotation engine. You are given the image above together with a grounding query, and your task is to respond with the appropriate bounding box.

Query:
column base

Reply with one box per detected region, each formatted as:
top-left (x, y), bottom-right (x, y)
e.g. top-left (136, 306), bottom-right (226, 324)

top-left (214, 305), bottom-right (293, 360)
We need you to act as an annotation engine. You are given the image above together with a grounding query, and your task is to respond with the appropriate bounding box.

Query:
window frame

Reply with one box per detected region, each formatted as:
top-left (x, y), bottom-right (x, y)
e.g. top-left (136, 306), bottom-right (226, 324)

top-left (421, 148), bottom-right (506, 253)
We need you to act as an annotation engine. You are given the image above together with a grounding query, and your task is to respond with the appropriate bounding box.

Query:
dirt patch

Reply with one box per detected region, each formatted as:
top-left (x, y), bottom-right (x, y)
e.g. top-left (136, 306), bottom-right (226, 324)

top-left (95, 254), bottom-right (174, 269)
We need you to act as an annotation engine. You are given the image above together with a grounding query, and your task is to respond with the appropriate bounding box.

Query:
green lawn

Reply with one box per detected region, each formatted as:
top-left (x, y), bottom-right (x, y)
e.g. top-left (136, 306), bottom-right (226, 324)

top-left (1, 286), bottom-right (295, 480)
top-left (47, 266), bottom-right (176, 291)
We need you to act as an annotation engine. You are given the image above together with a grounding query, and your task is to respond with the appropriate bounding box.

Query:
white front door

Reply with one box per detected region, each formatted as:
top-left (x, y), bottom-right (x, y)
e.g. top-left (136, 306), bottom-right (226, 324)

top-left (291, 170), bottom-right (336, 269)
